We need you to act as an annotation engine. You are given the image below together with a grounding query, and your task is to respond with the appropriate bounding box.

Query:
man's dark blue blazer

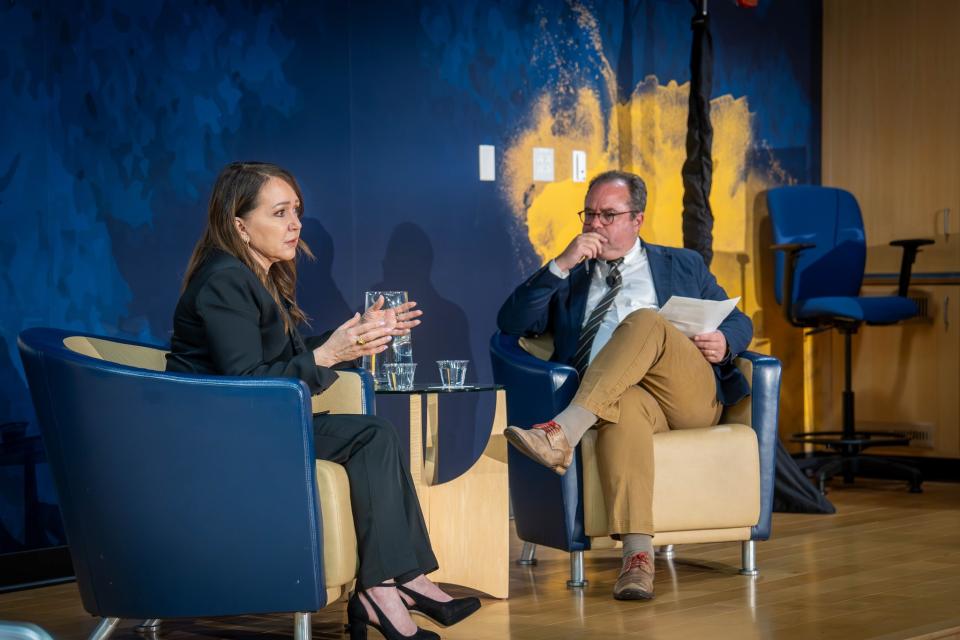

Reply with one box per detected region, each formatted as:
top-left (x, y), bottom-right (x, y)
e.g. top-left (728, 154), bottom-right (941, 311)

top-left (497, 240), bottom-right (753, 406)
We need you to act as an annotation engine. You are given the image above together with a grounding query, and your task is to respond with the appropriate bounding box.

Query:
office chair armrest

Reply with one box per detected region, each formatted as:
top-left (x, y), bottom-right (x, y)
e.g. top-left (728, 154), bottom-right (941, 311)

top-left (770, 243), bottom-right (816, 326)
top-left (889, 238), bottom-right (935, 297)
top-left (770, 242), bottom-right (816, 253)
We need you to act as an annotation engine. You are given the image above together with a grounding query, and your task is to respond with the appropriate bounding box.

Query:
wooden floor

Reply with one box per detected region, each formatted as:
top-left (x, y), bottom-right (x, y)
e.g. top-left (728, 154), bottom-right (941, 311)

top-left (3, 478), bottom-right (960, 640)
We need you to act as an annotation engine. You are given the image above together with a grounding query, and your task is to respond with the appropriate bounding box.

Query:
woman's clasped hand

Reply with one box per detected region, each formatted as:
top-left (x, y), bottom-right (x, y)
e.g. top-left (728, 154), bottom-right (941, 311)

top-left (313, 313), bottom-right (395, 367)
top-left (313, 294), bottom-right (424, 368)
top-left (363, 295), bottom-right (424, 336)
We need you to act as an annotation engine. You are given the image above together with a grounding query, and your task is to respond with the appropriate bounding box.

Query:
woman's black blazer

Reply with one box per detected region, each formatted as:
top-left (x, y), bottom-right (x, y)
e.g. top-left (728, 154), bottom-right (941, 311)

top-left (166, 250), bottom-right (339, 395)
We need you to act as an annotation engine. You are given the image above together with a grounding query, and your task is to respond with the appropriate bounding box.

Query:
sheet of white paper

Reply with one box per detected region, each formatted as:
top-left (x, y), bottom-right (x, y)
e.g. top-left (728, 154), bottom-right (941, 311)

top-left (658, 296), bottom-right (741, 337)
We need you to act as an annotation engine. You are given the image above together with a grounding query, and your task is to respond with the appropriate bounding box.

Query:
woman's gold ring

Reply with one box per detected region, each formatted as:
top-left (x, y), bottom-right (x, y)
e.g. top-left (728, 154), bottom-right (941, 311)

top-left (355, 336), bottom-right (366, 346)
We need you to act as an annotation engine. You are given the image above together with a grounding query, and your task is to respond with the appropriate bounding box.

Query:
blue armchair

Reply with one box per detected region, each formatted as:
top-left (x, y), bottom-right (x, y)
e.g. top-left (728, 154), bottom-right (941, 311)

top-left (490, 331), bottom-right (781, 585)
top-left (17, 328), bottom-right (372, 640)
top-left (767, 186), bottom-right (930, 492)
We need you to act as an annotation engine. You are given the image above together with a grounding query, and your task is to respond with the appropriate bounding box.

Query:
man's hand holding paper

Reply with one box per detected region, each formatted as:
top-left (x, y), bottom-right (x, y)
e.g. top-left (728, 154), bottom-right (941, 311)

top-left (658, 295), bottom-right (741, 364)
top-left (692, 330), bottom-right (728, 364)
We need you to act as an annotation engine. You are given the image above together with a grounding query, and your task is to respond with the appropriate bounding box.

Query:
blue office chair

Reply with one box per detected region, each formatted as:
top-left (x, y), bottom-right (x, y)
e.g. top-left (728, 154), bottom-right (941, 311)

top-left (17, 328), bottom-right (372, 640)
top-left (767, 186), bottom-right (932, 493)
top-left (490, 331), bottom-right (781, 584)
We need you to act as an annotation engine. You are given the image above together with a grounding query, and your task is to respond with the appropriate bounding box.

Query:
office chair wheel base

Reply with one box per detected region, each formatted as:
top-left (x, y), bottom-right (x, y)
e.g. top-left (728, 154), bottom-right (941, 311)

top-left (791, 431), bottom-right (912, 450)
top-left (794, 445), bottom-right (924, 495)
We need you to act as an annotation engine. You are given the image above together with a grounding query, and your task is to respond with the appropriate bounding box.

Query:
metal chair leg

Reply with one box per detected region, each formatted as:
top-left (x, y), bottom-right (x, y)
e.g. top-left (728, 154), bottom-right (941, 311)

top-left (566, 550), bottom-right (588, 588)
top-left (518, 541), bottom-right (538, 565)
top-left (658, 544), bottom-right (675, 559)
top-left (88, 618), bottom-right (120, 640)
top-left (294, 612), bottom-right (311, 640)
top-left (739, 540), bottom-right (758, 576)
top-left (134, 620), bottom-right (162, 634)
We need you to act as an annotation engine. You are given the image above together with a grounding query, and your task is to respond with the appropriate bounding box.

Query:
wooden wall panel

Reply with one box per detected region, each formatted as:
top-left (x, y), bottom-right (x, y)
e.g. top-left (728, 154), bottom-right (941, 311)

top-left (822, 0), bottom-right (960, 243)
top-left (818, 0), bottom-right (960, 458)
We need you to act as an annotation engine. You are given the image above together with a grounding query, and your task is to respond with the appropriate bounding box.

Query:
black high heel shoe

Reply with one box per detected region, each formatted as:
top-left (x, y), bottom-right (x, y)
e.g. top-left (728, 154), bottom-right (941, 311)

top-left (396, 583), bottom-right (481, 627)
top-left (346, 586), bottom-right (440, 640)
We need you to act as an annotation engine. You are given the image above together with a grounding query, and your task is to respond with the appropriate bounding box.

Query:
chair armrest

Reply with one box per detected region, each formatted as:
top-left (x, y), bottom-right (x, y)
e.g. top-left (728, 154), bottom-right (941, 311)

top-left (489, 332), bottom-right (578, 427)
top-left (771, 242), bottom-right (816, 326)
top-left (889, 238), bottom-right (935, 297)
top-left (311, 368), bottom-right (376, 416)
top-left (735, 351), bottom-right (782, 541)
top-left (489, 332), bottom-right (589, 552)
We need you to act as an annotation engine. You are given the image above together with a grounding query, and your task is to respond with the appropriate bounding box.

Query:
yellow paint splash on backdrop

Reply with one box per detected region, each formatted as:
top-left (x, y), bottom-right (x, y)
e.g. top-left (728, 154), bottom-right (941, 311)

top-left (500, 10), bottom-right (776, 340)
top-left (502, 78), bottom-right (754, 263)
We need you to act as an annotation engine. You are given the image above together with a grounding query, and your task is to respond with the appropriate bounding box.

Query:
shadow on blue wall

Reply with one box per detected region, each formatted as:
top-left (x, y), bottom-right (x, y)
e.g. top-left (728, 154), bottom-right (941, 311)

top-left (368, 223), bottom-right (485, 482)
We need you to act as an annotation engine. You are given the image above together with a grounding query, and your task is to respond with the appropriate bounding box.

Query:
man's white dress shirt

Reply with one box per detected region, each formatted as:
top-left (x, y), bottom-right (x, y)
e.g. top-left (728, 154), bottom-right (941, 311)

top-left (549, 238), bottom-right (658, 364)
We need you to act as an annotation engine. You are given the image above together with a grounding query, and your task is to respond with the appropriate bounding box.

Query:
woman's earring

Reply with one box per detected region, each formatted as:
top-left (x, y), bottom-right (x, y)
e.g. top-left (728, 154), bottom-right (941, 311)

top-left (242, 234), bottom-right (250, 245)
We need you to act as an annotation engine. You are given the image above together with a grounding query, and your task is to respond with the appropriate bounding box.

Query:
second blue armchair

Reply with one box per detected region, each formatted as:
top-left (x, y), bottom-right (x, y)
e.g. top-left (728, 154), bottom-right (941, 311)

top-left (490, 331), bottom-right (781, 585)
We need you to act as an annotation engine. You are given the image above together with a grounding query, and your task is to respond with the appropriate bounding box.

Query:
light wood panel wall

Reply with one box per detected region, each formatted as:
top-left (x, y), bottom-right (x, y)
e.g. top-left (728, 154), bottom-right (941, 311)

top-left (822, 0), bottom-right (960, 243)
top-left (817, 0), bottom-right (960, 457)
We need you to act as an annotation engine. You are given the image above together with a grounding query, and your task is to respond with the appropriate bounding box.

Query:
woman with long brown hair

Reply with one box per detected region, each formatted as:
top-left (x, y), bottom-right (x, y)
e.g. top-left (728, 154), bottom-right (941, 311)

top-left (166, 162), bottom-right (479, 640)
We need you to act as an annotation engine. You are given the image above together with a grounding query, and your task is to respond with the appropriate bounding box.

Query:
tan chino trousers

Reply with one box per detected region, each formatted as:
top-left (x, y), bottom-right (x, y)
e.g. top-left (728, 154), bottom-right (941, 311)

top-left (573, 308), bottom-right (723, 536)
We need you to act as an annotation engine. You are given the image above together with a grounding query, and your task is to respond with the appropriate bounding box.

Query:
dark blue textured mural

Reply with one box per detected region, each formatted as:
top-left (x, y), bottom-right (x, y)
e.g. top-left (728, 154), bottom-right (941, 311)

top-left (0, 0), bottom-right (821, 556)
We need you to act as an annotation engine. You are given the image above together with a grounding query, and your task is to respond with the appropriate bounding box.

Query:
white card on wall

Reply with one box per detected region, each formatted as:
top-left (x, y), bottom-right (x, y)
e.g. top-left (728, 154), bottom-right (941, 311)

top-left (479, 145), bottom-right (495, 181)
top-left (532, 147), bottom-right (554, 182)
top-left (572, 150), bottom-right (587, 182)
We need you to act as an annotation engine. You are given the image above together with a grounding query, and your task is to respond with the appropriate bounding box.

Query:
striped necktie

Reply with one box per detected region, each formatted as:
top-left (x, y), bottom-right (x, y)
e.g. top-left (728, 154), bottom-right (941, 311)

top-left (572, 257), bottom-right (625, 377)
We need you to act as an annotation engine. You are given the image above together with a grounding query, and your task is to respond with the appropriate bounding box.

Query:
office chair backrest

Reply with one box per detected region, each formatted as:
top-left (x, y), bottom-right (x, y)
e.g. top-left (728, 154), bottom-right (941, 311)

top-left (767, 186), bottom-right (867, 305)
top-left (17, 327), bottom-right (325, 619)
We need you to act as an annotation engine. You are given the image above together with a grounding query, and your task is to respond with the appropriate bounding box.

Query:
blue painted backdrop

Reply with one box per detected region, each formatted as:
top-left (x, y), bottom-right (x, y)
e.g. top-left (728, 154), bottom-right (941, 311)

top-left (0, 0), bottom-right (820, 555)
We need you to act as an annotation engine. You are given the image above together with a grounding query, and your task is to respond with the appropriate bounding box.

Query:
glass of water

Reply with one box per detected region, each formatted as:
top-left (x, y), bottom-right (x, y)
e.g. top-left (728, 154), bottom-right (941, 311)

top-left (362, 290), bottom-right (412, 385)
top-left (384, 363), bottom-right (417, 391)
top-left (437, 360), bottom-right (469, 388)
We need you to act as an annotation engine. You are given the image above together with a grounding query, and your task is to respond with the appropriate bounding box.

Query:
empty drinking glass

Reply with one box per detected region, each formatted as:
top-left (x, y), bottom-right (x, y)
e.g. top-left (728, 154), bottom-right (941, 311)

top-left (384, 363), bottom-right (417, 391)
top-left (437, 360), bottom-right (469, 388)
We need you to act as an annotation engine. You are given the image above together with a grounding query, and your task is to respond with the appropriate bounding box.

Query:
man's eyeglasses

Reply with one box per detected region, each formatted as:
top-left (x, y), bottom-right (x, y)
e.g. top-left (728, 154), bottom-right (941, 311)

top-left (576, 209), bottom-right (639, 225)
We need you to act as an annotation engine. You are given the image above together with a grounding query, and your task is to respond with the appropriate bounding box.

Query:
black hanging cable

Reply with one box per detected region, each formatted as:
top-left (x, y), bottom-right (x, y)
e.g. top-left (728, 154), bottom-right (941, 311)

top-left (680, 0), bottom-right (715, 267)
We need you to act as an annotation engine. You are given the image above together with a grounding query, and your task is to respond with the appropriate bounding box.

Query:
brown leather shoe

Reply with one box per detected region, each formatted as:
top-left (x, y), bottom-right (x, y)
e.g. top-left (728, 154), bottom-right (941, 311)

top-left (503, 421), bottom-right (573, 475)
top-left (613, 552), bottom-right (655, 601)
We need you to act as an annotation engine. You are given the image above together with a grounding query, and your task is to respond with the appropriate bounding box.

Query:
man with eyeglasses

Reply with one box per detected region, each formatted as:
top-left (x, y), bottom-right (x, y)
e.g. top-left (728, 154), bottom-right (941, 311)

top-left (498, 169), bottom-right (752, 601)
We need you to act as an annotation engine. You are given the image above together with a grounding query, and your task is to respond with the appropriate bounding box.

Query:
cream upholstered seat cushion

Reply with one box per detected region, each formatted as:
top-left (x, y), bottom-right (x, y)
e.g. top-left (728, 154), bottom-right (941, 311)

top-left (311, 372), bottom-right (365, 415)
top-left (581, 424), bottom-right (760, 539)
top-left (315, 460), bottom-right (359, 589)
top-left (64, 336), bottom-right (168, 371)
top-left (720, 357), bottom-right (754, 427)
top-left (63, 335), bottom-right (361, 593)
